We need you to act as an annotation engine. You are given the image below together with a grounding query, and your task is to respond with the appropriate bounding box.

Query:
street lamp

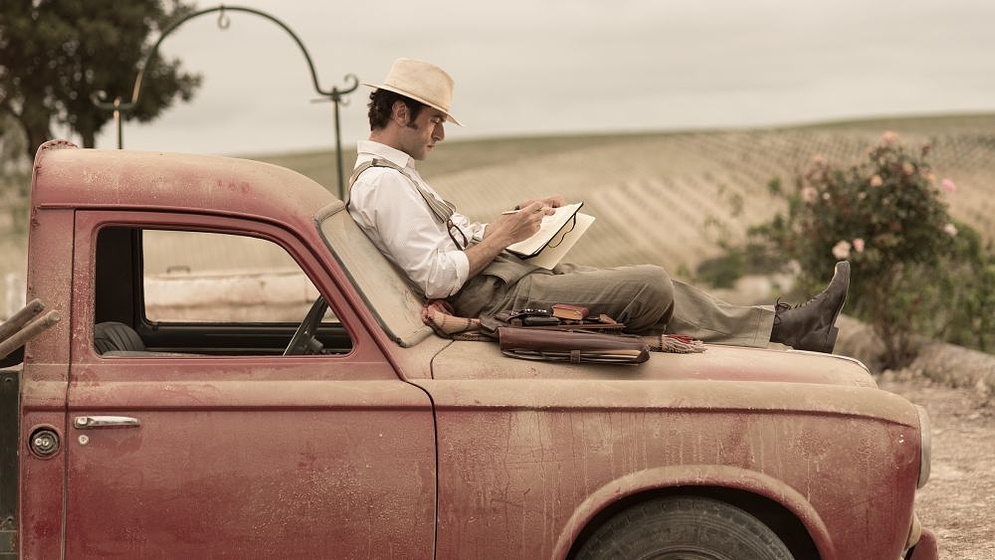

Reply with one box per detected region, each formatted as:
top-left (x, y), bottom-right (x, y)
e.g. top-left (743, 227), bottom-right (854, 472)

top-left (92, 4), bottom-right (359, 199)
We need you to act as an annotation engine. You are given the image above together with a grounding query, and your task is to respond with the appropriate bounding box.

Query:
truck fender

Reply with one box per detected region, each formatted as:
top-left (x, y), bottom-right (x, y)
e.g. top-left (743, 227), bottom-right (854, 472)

top-left (551, 464), bottom-right (835, 560)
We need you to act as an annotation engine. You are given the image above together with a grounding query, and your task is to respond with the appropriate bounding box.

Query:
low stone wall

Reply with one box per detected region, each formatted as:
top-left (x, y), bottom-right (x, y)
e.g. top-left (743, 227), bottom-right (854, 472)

top-left (910, 341), bottom-right (995, 396)
top-left (836, 315), bottom-right (995, 398)
top-left (144, 270), bottom-right (318, 322)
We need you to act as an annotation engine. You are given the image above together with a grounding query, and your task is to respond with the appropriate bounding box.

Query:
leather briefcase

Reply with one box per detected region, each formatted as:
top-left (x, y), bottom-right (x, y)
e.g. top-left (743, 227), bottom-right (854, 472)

top-left (498, 326), bottom-right (650, 364)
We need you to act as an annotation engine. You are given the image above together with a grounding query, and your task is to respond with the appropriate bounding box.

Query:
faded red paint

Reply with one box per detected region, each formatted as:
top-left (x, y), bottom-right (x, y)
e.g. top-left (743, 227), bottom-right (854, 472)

top-left (15, 142), bottom-right (936, 560)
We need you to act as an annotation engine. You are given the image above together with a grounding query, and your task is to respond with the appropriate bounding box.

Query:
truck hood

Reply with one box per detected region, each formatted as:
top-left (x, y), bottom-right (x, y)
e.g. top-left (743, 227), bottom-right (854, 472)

top-left (431, 340), bottom-right (876, 388)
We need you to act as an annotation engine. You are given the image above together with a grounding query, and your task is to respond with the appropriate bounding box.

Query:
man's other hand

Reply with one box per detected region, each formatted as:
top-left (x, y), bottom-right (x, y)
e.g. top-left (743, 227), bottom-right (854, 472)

top-left (516, 195), bottom-right (566, 210)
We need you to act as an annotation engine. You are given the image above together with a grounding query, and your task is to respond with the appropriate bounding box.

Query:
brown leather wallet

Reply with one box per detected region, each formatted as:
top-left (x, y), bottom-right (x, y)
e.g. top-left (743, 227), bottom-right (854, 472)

top-left (498, 326), bottom-right (649, 364)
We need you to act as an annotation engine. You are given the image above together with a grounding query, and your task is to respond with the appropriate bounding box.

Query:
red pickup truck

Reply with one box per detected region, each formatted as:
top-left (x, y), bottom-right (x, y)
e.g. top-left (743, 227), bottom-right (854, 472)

top-left (1, 140), bottom-right (936, 559)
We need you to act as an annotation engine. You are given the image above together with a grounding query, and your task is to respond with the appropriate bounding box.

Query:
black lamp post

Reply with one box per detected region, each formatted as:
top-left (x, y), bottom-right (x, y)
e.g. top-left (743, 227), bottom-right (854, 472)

top-left (92, 5), bottom-right (359, 199)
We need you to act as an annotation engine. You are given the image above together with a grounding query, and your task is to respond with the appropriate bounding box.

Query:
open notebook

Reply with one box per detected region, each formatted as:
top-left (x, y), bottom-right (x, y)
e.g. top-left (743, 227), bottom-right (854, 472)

top-left (506, 202), bottom-right (595, 269)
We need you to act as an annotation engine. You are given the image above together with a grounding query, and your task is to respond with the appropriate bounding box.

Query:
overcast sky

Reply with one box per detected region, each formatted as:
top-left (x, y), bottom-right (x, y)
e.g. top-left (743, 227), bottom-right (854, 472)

top-left (91, 0), bottom-right (995, 156)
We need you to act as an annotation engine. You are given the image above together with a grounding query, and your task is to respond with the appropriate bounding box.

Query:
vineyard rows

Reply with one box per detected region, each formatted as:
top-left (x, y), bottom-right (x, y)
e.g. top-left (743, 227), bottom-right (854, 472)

top-left (0, 115), bottom-right (992, 317)
top-left (428, 124), bottom-right (995, 278)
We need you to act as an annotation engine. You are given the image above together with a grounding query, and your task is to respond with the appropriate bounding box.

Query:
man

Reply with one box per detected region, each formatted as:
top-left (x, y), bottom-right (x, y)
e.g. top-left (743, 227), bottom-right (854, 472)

top-left (348, 58), bottom-right (848, 353)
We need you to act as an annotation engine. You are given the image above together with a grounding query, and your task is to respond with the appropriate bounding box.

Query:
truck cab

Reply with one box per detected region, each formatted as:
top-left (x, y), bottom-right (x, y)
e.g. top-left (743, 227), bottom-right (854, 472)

top-left (2, 140), bottom-right (936, 559)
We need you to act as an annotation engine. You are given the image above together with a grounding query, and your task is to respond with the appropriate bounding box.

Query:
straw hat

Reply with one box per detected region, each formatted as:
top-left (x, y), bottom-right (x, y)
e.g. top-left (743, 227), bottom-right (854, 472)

top-left (364, 58), bottom-right (463, 126)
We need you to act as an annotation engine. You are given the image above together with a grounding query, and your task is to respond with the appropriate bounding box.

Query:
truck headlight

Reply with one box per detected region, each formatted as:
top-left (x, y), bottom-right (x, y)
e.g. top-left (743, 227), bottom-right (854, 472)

top-left (915, 405), bottom-right (931, 489)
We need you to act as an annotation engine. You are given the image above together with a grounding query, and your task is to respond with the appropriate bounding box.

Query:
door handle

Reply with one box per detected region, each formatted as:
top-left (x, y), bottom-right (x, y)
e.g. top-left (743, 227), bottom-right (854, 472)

top-left (74, 416), bottom-right (141, 429)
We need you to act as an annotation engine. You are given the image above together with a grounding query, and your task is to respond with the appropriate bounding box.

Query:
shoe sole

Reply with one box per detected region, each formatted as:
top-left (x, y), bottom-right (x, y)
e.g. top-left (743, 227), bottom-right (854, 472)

top-left (827, 325), bottom-right (839, 353)
top-left (826, 261), bottom-right (850, 353)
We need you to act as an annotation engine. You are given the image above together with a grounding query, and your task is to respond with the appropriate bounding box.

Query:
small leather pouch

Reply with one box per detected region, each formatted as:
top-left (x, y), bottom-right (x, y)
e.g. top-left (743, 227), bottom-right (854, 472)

top-left (501, 308), bottom-right (558, 326)
top-left (522, 315), bottom-right (561, 326)
top-left (498, 326), bottom-right (650, 364)
top-left (481, 309), bottom-right (625, 336)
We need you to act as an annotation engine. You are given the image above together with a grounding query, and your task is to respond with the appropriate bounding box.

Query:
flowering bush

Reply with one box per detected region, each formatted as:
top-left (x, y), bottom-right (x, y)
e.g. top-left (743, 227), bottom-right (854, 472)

top-left (752, 131), bottom-right (980, 368)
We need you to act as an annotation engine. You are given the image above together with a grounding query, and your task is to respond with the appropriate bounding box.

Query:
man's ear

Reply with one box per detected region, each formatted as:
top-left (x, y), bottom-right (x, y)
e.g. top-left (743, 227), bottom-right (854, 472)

top-left (391, 100), bottom-right (410, 126)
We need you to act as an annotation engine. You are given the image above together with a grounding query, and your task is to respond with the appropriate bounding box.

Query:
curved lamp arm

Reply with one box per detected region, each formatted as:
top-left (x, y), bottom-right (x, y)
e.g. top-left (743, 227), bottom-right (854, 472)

top-left (92, 4), bottom-right (359, 198)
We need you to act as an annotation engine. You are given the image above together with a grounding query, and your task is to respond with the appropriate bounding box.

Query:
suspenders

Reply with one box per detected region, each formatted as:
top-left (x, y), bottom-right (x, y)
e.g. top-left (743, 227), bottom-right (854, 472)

top-left (348, 158), bottom-right (468, 250)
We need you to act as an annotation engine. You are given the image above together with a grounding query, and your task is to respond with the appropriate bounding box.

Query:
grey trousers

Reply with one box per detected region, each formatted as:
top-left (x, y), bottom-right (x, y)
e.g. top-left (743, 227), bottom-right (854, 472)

top-left (450, 263), bottom-right (775, 348)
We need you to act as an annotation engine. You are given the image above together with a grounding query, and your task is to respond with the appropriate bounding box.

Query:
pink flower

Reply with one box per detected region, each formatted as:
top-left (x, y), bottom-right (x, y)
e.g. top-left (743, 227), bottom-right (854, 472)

top-left (943, 223), bottom-right (958, 237)
top-left (942, 178), bottom-right (956, 194)
top-left (832, 240), bottom-right (852, 260)
top-left (880, 131), bottom-right (899, 147)
top-left (801, 187), bottom-right (818, 203)
top-left (870, 175), bottom-right (883, 188)
top-left (902, 162), bottom-right (914, 175)
top-left (853, 238), bottom-right (865, 253)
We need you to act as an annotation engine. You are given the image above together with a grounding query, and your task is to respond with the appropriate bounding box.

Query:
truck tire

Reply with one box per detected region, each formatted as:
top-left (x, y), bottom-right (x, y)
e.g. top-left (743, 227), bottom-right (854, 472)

top-left (575, 496), bottom-right (794, 560)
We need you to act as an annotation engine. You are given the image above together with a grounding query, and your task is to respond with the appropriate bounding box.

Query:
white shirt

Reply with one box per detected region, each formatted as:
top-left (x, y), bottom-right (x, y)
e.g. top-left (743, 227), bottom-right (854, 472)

top-left (348, 141), bottom-right (486, 299)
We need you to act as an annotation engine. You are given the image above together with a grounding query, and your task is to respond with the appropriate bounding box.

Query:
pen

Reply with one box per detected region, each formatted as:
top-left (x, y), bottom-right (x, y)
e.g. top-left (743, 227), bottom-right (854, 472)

top-left (502, 206), bottom-right (552, 215)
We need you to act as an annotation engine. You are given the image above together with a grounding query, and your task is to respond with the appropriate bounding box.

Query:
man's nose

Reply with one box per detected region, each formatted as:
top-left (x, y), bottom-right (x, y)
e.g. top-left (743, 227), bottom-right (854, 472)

top-left (434, 122), bottom-right (445, 142)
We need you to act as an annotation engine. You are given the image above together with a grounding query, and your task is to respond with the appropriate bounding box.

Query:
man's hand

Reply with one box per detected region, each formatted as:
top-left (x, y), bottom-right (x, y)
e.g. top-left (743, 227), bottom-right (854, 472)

top-left (464, 199), bottom-right (562, 280)
top-left (488, 201), bottom-right (549, 246)
top-left (516, 195), bottom-right (566, 210)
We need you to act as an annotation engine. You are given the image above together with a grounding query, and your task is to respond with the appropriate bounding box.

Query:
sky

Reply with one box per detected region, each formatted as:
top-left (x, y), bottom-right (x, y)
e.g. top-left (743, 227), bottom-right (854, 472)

top-left (91, 0), bottom-right (995, 156)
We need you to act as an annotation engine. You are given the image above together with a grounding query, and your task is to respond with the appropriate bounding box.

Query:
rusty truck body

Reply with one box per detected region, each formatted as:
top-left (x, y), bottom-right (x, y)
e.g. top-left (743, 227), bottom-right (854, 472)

top-left (0, 140), bottom-right (936, 559)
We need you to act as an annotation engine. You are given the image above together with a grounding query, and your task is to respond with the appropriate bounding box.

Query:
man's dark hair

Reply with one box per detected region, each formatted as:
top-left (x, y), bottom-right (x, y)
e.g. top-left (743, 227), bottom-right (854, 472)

top-left (368, 89), bottom-right (426, 130)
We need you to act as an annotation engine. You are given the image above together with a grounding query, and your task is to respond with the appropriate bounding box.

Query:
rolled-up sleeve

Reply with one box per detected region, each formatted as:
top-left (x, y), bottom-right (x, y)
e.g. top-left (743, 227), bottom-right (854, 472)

top-left (459, 216), bottom-right (488, 243)
top-left (349, 168), bottom-right (471, 299)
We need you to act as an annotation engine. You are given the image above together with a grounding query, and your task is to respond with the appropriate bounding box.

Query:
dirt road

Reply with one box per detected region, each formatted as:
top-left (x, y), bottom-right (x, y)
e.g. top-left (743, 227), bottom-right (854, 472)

top-left (881, 376), bottom-right (994, 560)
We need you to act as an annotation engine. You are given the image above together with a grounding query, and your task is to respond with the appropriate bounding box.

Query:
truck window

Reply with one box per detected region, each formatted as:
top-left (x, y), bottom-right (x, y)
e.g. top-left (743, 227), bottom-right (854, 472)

top-left (142, 230), bottom-right (323, 323)
top-left (93, 226), bottom-right (352, 357)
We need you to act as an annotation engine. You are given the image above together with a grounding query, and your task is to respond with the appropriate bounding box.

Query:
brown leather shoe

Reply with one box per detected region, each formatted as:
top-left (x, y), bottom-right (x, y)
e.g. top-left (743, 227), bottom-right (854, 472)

top-left (771, 261), bottom-right (850, 353)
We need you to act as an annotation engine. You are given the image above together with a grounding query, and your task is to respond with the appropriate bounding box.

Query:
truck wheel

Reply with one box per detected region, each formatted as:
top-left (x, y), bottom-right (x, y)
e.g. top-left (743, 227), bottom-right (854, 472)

top-left (575, 496), bottom-right (794, 560)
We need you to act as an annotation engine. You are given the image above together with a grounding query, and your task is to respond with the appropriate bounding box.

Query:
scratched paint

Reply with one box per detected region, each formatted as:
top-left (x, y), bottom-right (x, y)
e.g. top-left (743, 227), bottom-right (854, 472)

top-left (432, 405), bottom-right (919, 559)
top-left (15, 142), bottom-right (931, 559)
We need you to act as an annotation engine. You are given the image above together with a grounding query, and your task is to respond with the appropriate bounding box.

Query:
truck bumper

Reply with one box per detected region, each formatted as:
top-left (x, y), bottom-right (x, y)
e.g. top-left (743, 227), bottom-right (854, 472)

top-left (905, 528), bottom-right (938, 560)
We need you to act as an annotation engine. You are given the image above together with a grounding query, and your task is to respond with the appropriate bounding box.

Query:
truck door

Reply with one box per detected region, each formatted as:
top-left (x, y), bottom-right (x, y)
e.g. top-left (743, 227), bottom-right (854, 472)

top-left (64, 211), bottom-right (436, 559)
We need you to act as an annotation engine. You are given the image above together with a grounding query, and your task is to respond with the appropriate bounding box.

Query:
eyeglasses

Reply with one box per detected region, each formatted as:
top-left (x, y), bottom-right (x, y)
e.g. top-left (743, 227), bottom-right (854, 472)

top-left (446, 219), bottom-right (469, 250)
top-left (546, 215), bottom-right (577, 249)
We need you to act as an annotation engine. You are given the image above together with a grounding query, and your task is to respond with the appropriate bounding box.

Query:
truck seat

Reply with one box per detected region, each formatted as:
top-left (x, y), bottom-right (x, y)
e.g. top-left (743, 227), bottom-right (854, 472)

top-left (94, 322), bottom-right (146, 354)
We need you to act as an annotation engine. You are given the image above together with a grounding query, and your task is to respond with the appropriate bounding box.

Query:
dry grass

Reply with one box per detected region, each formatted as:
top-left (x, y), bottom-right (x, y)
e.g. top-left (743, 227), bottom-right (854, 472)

top-left (251, 113), bottom-right (995, 280)
top-left (2, 112), bottom-right (994, 316)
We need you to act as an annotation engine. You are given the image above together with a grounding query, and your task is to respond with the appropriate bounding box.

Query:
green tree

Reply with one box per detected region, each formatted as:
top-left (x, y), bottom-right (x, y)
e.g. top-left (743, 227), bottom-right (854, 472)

top-left (0, 0), bottom-right (202, 158)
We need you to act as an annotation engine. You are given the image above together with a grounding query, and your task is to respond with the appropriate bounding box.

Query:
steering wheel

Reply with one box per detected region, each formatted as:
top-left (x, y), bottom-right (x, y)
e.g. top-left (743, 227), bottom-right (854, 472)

top-left (283, 296), bottom-right (328, 356)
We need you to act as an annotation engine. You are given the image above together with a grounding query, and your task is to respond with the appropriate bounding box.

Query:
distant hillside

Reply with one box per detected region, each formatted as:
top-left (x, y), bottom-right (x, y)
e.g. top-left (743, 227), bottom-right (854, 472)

top-left (2, 112), bottom-right (993, 317)
top-left (251, 112), bottom-right (995, 277)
